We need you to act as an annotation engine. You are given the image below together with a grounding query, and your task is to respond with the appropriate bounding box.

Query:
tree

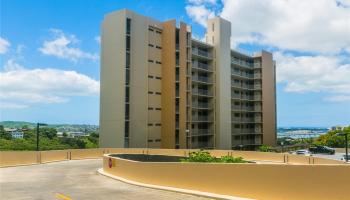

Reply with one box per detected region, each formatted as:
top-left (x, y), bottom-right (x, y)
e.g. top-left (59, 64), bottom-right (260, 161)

top-left (313, 126), bottom-right (350, 148)
top-left (0, 125), bottom-right (11, 140)
top-left (258, 145), bottom-right (273, 152)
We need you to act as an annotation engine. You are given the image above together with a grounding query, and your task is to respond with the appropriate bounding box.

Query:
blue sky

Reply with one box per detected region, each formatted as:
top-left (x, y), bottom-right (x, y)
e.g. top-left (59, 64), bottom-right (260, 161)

top-left (1, 0), bottom-right (350, 127)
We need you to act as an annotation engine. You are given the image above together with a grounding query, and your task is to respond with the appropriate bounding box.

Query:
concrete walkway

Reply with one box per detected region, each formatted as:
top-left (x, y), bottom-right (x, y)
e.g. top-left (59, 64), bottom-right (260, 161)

top-left (0, 159), bottom-right (211, 200)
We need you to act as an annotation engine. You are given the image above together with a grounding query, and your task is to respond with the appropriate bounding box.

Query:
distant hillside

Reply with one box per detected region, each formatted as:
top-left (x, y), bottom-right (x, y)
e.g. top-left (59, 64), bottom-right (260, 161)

top-left (0, 121), bottom-right (36, 128)
top-left (0, 121), bottom-right (99, 133)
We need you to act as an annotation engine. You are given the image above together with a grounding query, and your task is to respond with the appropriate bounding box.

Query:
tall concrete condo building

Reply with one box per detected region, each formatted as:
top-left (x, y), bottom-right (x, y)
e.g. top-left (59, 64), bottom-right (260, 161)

top-left (100, 9), bottom-right (277, 150)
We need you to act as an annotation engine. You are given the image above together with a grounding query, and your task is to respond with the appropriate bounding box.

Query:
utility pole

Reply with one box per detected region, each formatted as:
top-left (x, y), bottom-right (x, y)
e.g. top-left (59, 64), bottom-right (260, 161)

top-left (36, 123), bottom-right (48, 151)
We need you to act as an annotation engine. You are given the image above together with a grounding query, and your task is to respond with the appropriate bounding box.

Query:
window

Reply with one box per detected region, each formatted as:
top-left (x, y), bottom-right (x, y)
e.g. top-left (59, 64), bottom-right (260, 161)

top-left (125, 69), bottom-right (130, 85)
top-left (155, 108), bottom-right (161, 110)
top-left (126, 35), bottom-right (130, 51)
top-left (148, 139), bottom-right (153, 142)
top-left (155, 123), bottom-right (161, 126)
top-left (155, 77), bottom-right (161, 80)
top-left (148, 59), bottom-right (154, 63)
top-left (156, 61), bottom-right (162, 64)
top-left (212, 23), bottom-right (214, 31)
top-left (148, 75), bottom-right (154, 78)
top-left (148, 27), bottom-right (154, 31)
top-left (148, 123), bottom-right (153, 126)
top-left (148, 44), bottom-right (154, 47)
top-left (148, 107), bottom-right (153, 110)
top-left (156, 30), bottom-right (162, 34)
top-left (125, 104), bottom-right (129, 120)
top-left (148, 91), bottom-right (154, 94)
top-left (126, 18), bottom-right (131, 34)
top-left (126, 52), bottom-right (130, 68)
top-left (156, 46), bottom-right (162, 49)
top-left (155, 92), bottom-right (161, 95)
top-left (125, 87), bottom-right (129, 103)
top-left (124, 121), bottom-right (129, 137)
top-left (155, 139), bottom-right (161, 142)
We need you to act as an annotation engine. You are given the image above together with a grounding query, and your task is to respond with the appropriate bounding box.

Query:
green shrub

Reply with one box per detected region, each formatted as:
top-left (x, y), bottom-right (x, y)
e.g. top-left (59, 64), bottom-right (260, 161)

top-left (181, 150), bottom-right (248, 163)
top-left (220, 155), bottom-right (247, 163)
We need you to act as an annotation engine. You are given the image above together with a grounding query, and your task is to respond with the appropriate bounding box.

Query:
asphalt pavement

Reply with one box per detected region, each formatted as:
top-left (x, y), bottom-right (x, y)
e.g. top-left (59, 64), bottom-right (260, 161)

top-left (0, 159), bottom-right (211, 200)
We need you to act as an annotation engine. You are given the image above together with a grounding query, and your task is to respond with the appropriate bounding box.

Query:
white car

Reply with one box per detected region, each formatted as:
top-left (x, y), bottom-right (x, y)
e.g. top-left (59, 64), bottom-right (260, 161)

top-left (296, 149), bottom-right (311, 156)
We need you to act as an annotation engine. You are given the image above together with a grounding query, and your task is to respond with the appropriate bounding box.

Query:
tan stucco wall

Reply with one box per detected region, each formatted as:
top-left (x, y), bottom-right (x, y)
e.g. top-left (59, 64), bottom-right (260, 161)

top-left (100, 10), bottom-right (127, 148)
top-left (161, 20), bottom-right (176, 148)
top-left (206, 17), bottom-right (232, 149)
top-left (0, 148), bottom-right (345, 167)
top-left (261, 51), bottom-right (277, 146)
top-left (104, 155), bottom-right (350, 200)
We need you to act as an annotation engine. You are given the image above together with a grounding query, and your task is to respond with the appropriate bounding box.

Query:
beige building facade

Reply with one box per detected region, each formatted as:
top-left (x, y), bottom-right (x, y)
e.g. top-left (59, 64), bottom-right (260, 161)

top-left (100, 9), bottom-right (276, 150)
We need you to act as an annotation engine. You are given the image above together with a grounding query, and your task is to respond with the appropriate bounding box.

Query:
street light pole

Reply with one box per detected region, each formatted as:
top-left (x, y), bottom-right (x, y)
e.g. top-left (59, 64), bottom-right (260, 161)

top-left (337, 131), bottom-right (349, 162)
top-left (36, 123), bottom-right (47, 151)
top-left (345, 133), bottom-right (348, 162)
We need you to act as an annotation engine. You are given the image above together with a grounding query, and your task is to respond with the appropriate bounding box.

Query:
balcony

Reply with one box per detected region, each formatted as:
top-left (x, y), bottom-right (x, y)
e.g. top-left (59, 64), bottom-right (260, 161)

top-left (231, 94), bottom-right (241, 99)
top-left (192, 76), bottom-right (213, 84)
top-left (254, 84), bottom-right (262, 90)
top-left (231, 82), bottom-right (241, 88)
top-left (254, 74), bottom-right (261, 79)
top-left (241, 95), bottom-right (254, 101)
top-left (231, 71), bottom-right (254, 79)
top-left (254, 95), bottom-right (262, 101)
top-left (191, 129), bottom-right (212, 136)
top-left (192, 89), bottom-right (213, 97)
top-left (192, 116), bottom-right (213, 122)
top-left (192, 102), bottom-right (212, 109)
top-left (192, 48), bottom-right (212, 59)
top-left (254, 63), bottom-right (261, 68)
top-left (231, 59), bottom-right (254, 68)
top-left (193, 62), bottom-right (212, 71)
top-left (242, 84), bottom-right (254, 90)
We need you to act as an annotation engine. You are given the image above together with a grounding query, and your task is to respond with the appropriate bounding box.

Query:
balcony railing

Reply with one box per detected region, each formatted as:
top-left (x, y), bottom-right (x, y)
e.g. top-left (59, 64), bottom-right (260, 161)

top-left (192, 89), bottom-right (213, 96)
top-left (254, 74), bottom-right (262, 79)
top-left (254, 96), bottom-right (262, 101)
top-left (254, 63), bottom-right (261, 68)
top-left (231, 71), bottom-right (254, 78)
top-left (191, 129), bottom-right (212, 135)
top-left (192, 48), bottom-right (212, 59)
top-left (231, 60), bottom-right (254, 68)
top-left (192, 102), bottom-right (212, 109)
top-left (192, 76), bottom-right (213, 84)
top-left (193, 62), bottom-right (212, 71)
top-left (192, 116), bottom-right (213, 122)
top-left (254, 84), bottom-right (262, 89)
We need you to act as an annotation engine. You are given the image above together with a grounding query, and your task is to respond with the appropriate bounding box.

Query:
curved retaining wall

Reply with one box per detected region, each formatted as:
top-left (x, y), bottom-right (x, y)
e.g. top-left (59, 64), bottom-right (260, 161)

top-left (103, 154), bottom-right (350, 200)
top-left (0, 148), bottom-right (346, 167)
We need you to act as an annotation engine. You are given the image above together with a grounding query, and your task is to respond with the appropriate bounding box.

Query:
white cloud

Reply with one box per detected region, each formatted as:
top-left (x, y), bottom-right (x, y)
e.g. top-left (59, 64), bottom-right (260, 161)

top-left (94, 36), bottom-right (101, 44)
top-left (275, 52), bottom-right (350, 94)
top-left (0, 37), bottom-right (10, 54)
top-left (187, 0), bottom-right (350, 54)
top-left (0, 60), bottom-right (99, 109)
top-left (188, 0), bottom-right (217, 5)
top-left (186, 5), bottom-right (216, 27)
top-left (3, 59), bottom-right (24, 71)
top-left (324, 95), bottom-right (350, 102)
top-left (38, 29), bottom-right (98, 62)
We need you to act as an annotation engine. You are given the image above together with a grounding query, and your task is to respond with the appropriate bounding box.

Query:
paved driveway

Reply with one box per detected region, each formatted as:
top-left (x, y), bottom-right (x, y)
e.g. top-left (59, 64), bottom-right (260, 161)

top-left (0, 159), bottom-right (211, 200)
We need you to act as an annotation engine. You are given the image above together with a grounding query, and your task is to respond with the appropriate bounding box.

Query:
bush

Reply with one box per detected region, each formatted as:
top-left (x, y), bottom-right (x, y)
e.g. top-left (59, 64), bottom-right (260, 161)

top-left (181, 150), bottom-right (247, 163)
top-left (220, 155), bottom-right (247, 163)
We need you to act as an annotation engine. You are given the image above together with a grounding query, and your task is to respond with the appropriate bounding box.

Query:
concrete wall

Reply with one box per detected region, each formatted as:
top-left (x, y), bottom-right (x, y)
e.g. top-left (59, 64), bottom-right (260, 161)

top-left (1, 148), bottom-right (344, 167)
top-left (100, 10), bottom-right (127, 148)
top-left (206, 17), bottom-right (232, 149)
top-left (261, 51), bottom-right (277, 146)
top-left (104, 155), bottom-right (350, 200)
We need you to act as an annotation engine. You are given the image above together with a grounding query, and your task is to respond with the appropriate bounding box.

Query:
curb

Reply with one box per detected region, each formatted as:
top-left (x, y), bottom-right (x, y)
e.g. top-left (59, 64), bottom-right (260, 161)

top-left (97, 168), bottom-right (254, 200)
